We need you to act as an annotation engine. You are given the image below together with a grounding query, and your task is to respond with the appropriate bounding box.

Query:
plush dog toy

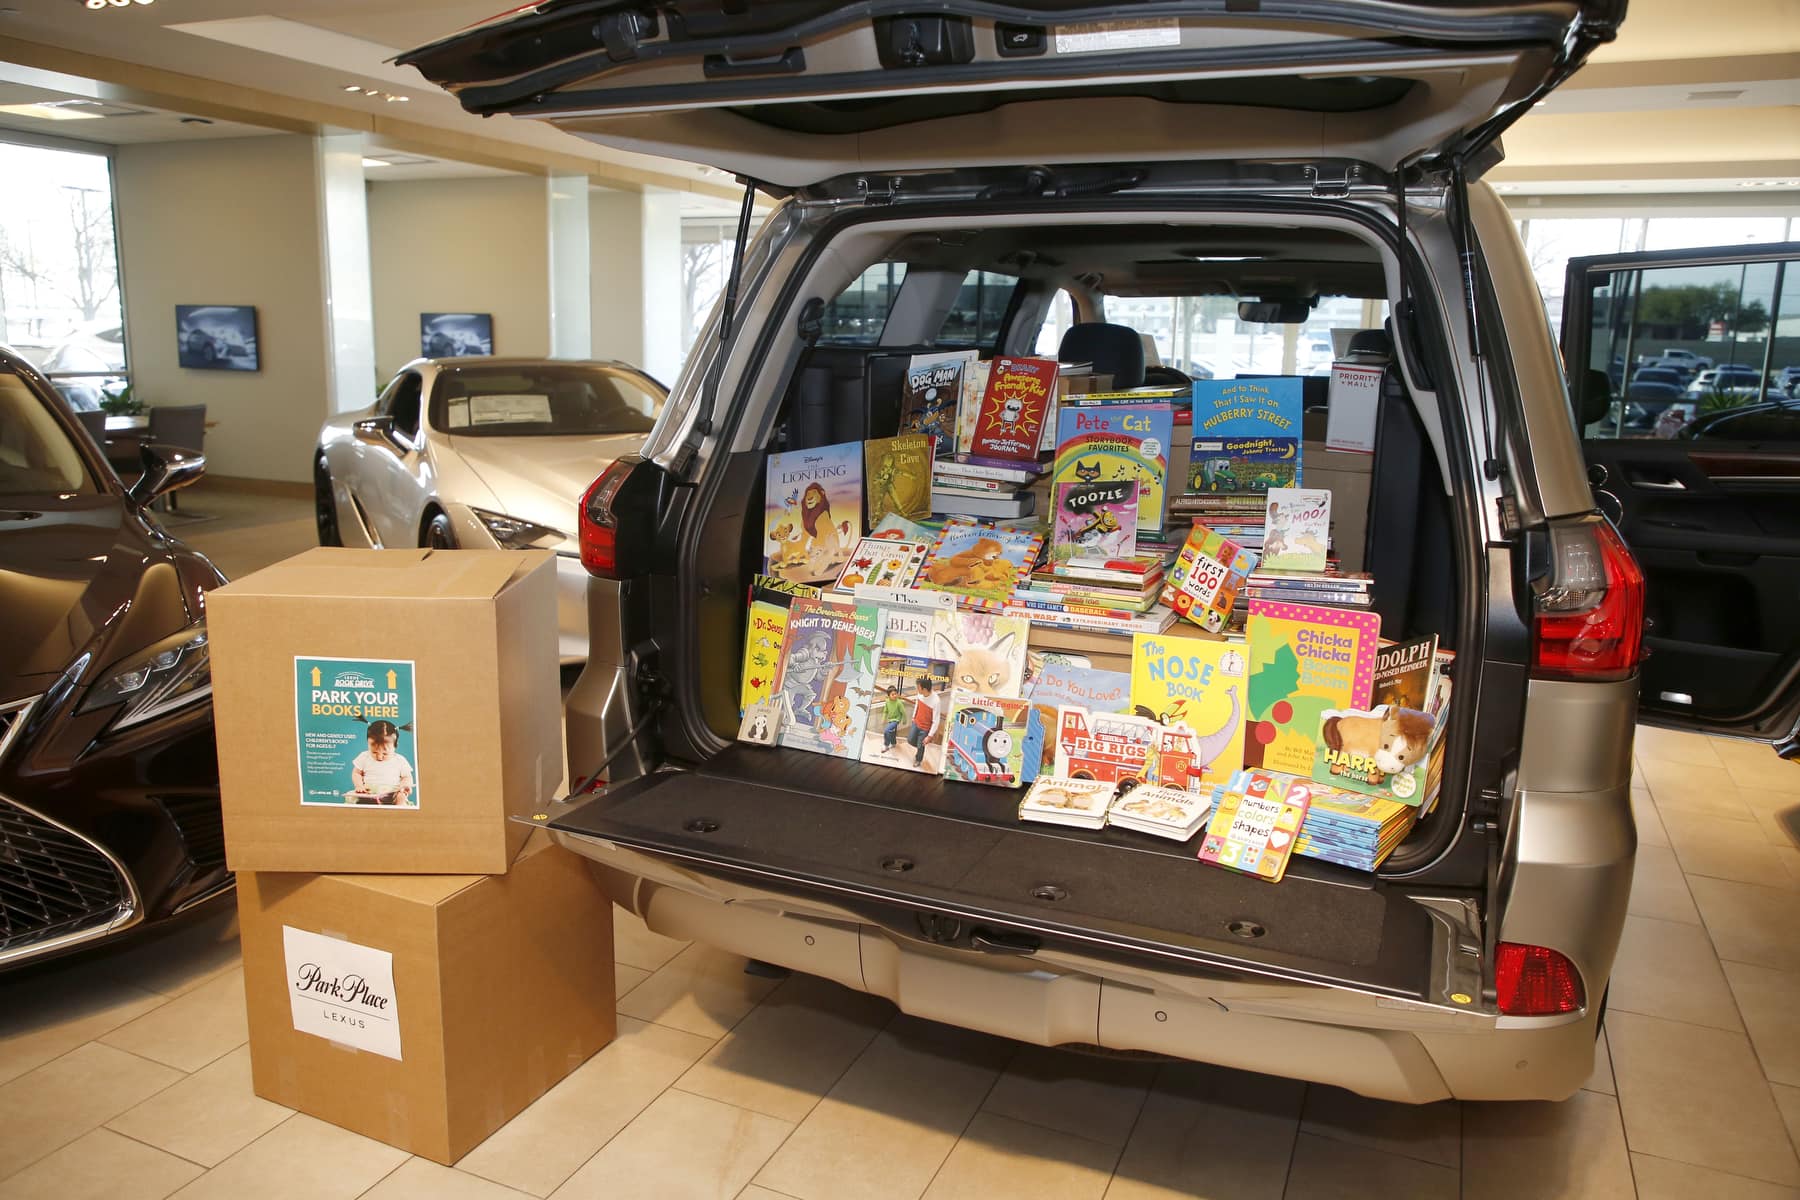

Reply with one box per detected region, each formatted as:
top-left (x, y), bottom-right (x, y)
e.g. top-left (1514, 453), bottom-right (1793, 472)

top-left (1322, 706), bottom-right (1435, 776)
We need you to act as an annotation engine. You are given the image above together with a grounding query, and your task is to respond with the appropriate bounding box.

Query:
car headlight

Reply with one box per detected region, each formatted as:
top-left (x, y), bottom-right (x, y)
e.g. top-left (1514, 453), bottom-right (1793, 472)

top-left (79, 624), bottom-right (212, 730)
top-left (470, 508), bottom-right (568, 551)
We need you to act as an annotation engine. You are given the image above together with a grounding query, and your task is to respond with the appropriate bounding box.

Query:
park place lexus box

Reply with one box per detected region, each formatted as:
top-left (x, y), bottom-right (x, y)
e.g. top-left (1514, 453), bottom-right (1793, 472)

top-left (237, 836), bottom-right (616, 1164)
top-left (209, 547), bottom-right (561, 875)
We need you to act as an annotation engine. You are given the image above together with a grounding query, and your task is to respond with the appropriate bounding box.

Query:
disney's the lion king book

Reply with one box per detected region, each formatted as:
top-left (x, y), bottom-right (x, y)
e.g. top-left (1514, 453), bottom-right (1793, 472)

top-left (764, 441), bottom-right (862, 583)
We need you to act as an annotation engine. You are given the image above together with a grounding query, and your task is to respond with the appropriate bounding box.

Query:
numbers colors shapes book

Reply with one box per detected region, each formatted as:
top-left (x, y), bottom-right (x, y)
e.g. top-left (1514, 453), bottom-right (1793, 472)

top-left (1188, 378), bottom-right (1303, 494)
top-left (1052, 398), bottom-right (1175, 533)
top-left (1128, 634), bottom-right (1250, 790)
top-left (764, 441), bottom-right (863, 584)
top-left (1243, 600), bottom-right (1381, 779)
top-left (1197, 769), bottom-right (1310, 883)
top-left (770, 598), bottom-right (879, 760)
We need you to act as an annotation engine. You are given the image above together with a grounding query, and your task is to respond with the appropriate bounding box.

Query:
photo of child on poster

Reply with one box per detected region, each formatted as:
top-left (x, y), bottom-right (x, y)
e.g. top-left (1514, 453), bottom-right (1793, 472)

top-left (294, 657), bottom-right (420, 809)
top-left (350, 719), bottom-right (415, 806)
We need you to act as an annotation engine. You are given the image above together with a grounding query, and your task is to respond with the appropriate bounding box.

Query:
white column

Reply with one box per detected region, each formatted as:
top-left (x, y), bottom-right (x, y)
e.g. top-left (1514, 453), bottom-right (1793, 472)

top-left (590, 186), bottom-right (646, 366)
top-left (638, 186), bottom-right (683, 386)
top-left (547, 172), bottom-right (592, 360)
top-left (316, 132), bottom-right (377, 411)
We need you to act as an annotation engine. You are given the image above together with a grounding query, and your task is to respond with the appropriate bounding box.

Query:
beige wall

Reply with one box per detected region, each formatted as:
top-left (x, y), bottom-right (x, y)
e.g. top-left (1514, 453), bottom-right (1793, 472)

top-left (114, 134), bottom-right (330, 485)
top-left (367, 176), bottom-right (550, 378)
top-left (589, 188), bottom-right (645, 368)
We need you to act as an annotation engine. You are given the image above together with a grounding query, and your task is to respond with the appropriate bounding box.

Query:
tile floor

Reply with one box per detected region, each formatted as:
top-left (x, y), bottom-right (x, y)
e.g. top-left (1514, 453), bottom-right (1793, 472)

top-left (2, 489), bottom-right (1798, 1198)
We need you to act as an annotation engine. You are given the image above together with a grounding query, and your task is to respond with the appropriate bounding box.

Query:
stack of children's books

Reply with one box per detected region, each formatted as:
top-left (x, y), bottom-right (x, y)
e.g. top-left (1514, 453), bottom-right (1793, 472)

top-left (1010, 553), bottom-right (1177, 635)
top-left (931, 455), bottom-right (1044, 520)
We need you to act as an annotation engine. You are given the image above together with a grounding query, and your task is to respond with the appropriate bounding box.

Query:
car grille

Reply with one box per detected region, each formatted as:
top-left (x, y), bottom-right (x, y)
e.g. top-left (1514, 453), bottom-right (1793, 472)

top-left (156, 794), bottom-right (227, 872)
top-left (0, 795), bottom-right (131, 956)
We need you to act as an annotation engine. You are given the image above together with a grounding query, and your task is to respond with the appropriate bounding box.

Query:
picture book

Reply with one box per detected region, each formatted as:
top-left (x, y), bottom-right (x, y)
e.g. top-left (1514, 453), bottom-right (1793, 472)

top-left (1188, 378), bottom-right (1303, 494)
top-left (1018, 775), bottom-right (1115, 830)
top-left (1051, 705), bottom-right (1157, 787)
top-left (737, 696), bottom-right (782, 747)
top-left (1108, 783), bottom-right (1212, 842)
top-left (859, 651), bottom-right (955, 774)
top-left (1051, 479), bottom-right (1139, 564)
top-left (1197, 769), bottom-right (1311, 883)
top-left (740, 576), bottom-right (822, 716)
top-left (832, 537), bottom-right (929, 593)
top-left (1312, 635), bottom-right (1442, 805)
top-left (1260, 487), bottom-right (1331, 573)
top-left (870, 512), bottom-right (939, 542)
top-left (765, 441), bottom-right (863, 583)
top-left (928, 608), bottom-right (1029, 697)
top-left (1161, 523), bottom-right (1258, 634)
top-left (1244, 600), bottom-right (1381, 778)
top-left (1022, 661), bottom-right (1132, 782)
top-left (955, 359), bottom-right (991, 456)
top-left (864, 433), bottom-right (933, 526)
top-left (1053, 399), bottom-right (1175, 533)
top-left (944, 692), bottom-right (1030, 787)
top-left (900, 351), bottom-right (975, 453)
top-left (772, 598), bottom-right (879, 759)
top-left (916, 519), bottom-right (1047, 611)
top-left (1129, 635), bottom-right (1250, 789)
top-left (970, 356), bottom-right (1058, 461)
top-left (868, 590), bottom-right (957, 656)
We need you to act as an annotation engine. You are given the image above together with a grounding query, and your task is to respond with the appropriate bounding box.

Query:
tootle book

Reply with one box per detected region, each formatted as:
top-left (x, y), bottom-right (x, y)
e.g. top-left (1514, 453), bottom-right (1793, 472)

top-left (771, 597), bottom-right (879, 760)
top-left (1188, 378), bottom-right (1303, 494)
top-left (1051, 396), bottom-right (1176, 533)
top-left (970, 357), bottom-right (1059, 461)
top-left (864, 433), bottom-right (933, 525)
top-left (764, 441), bottom-right (863, 583)
top-left (1050, 478), bottom-right (1139, 565)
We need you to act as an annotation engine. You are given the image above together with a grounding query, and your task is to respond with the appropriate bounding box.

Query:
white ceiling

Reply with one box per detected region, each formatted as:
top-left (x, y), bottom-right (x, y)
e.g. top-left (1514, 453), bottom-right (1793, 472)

top-left (0, 76), bottom-right (273, 143)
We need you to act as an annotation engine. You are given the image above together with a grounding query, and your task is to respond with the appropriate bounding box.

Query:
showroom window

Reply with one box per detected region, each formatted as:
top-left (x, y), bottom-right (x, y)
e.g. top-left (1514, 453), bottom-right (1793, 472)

top-left (0, 138), bottom-right (127, 412)
top-left (1103, 293), bottom-right (1385, 379)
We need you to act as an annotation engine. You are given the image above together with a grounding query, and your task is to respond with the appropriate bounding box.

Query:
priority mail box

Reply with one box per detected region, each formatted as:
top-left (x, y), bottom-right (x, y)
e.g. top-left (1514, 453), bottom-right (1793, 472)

top-left (237, 837), bottom-right (616, 1164)
top-left (209, 547), bottom-right (562, 874)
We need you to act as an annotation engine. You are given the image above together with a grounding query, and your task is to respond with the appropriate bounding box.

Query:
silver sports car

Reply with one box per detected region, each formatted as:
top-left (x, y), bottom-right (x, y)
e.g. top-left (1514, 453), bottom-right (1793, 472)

top-left (314, 357), bottom-right (666, 662)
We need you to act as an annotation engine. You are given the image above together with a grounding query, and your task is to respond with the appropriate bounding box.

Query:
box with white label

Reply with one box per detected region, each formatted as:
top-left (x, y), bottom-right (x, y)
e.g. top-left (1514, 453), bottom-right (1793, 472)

top-left (1325, 361), bottom-right (1385, 454)
top-left (237, 836), bottom-right (615, 1164)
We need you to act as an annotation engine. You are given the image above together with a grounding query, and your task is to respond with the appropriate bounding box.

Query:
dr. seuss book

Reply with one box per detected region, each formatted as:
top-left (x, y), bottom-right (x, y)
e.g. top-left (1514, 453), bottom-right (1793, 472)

top-left (1018, 775), bottom-right (1115, 830)
top-left (1197, 769), bottom-right (1311, 883)
top-left (944, 692), bottom-right (1030, 786)
top-left (1129, 635), bottom-right (1249, 790)
top-left (864, 433), bottom-right (933, 525)
top-left (1108, 783), bottom-right (1212, 842)
top-left (970, 356), bottom-right (1058, 461)
top-left (1051, 705), bottom-right (1156, 786)
top-left (1313, 635), bottom-right (1442, 805)
top-left (831, 536), bottom-right (929, 593)
top-left (1161, 523), bottom-right (1257, 634)
top-left (928, 608), bottom-right (1029, 697)
top-left (859, 651), bottom-right (954, 774)
top-left (916, 519), bottom-right (1047, 611)
top-left (1053, 398), bottom-right (1175, 533)
top-left (901, 351), bottom-right (975, 453)
top-left (1260, 487), bottom-right (1331, 573)
top-left (1051, 478), bottom-right (1138, 564)
top-left (1187, 378), bottom-right (1303, 494)
top-left (1021, 661), bottom-right (1132, 782)
top-left (739, 575), bottom-right (822, 715)
top-left (1243, 599), bottom-right (1381, 778)
top-left (771, 598), bottom-right (879, 759)
top-left (764, 441), bottom-right (862, 583)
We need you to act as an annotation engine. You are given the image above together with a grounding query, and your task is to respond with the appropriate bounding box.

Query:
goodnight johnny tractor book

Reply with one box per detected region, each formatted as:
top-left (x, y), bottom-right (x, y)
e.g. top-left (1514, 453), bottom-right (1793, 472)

top-left (1243, 599), bottom-right (1381, 777)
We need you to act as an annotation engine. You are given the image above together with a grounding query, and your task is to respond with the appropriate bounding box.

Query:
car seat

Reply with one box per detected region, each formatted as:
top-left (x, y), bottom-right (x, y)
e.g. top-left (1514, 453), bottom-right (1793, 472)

top-left (1059, 322), bottom-right (1146, 390)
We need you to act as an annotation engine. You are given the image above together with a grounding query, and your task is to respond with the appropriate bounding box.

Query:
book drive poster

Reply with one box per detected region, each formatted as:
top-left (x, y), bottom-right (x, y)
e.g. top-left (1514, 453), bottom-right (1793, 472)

top-left (294, 657), bottom-right (419, 808)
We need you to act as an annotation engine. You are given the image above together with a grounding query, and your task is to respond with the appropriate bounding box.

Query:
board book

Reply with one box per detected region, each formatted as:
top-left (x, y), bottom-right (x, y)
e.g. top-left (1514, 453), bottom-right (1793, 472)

top-left (1312, 635), bottom-right (1442, 805)
top-left (1051, 705), bottom-right (1157, 786)
top-left (1052, 398), bottom-right (1175, 534)
top-left (1188, 377), bottom-right (1303, 493)
top-left (1197, 768), bottom-right (1310, 883)
top-left (1243, 599), bottom-right (1381, 779)
top-left (1260, 487), bottom-right (1331, 573)
top-left (764, 441), bottom-right (862, 583)
top-left (831, 536), bottom-right (929, 593)
top-left (863, 433), bottom-right (933, 525)
top-left (1108, 783), bottom-right (1212, 841)
top-left (916, 519), bottom-right (1047, 611)
top-left (944, 692), bottom-right (1030, 786)
top-left (1161, 523), bottom-right (1257, 634)
top-left (1129, 634), bottom-right (1250, 790)
top-left (1017, 775), bottom-right (1115, 830)
top-left (1021, 661), bottom-right (1132, 783)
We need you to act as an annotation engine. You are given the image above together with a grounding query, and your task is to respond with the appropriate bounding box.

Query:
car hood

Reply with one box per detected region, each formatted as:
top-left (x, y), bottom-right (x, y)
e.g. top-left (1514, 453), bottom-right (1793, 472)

top-left (441, 432), bottom-right (649, 535)
top-left (0, 499), bottom-right (203, 702)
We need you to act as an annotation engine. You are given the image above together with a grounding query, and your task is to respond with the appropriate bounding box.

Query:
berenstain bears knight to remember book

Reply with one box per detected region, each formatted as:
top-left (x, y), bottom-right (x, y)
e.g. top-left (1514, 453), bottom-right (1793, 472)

top-left (765, 441), bottom-right (862, 583)
top-left (771, 597), bottom-right (878, 759)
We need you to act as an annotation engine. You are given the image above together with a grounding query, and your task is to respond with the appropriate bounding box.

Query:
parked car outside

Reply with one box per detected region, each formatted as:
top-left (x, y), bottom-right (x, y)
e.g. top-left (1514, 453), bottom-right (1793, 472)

top-left (0, 345), bottom-right (227, 972)
top-left (1629, 366), bottom-right (1683, 389)
top-left (314, 358), bottom-right (666, 663)
top-left (1685, 364), bottom-right (1764, 398)
top-left (1678, 397), bottom-right (1800, 441)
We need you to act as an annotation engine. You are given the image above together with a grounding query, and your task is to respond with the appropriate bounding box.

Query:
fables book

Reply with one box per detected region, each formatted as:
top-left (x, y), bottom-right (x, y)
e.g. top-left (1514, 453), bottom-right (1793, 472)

top-left (928, 608), bottom-right (1028, 697)
top-left (944, 693), bottom-right (1030, 786)
top-left (1244, 600), bottom-right (1381, 778)
top-left (1129, 635), bottom-right (1250, 790)
top-left (772, 598), bottom-right (878, 759)
top-left (970, 356), bottom-right (1058, 461)
top-left (1188, 378), bottom-right (1303, 493)
top-left (864, 433), bottom-right (933, 526)
top-left (765, 441), bottom-right (862, 583)
top-left (1053, 399), bottom-right (1176, 533)
top-left (1261, 487), bottom-right (1331, 573)
top-left (739, 575), bottom-right (822, 715)
top-left (917, 519), bottom-right (1047, 611)
top-left (900, 351), bottom-right (974, 453)
top-left (1051, 479), bottom-right (1138, 564)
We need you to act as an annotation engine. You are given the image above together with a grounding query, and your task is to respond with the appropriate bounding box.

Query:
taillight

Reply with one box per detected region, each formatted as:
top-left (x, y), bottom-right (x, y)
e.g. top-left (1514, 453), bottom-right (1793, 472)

top-left (579, 459), bottom-right (636, 579)
top-left (1494, 941), bottom-right (1585, 1016)
top-left (1530, 516), bottom-right (1645, 681)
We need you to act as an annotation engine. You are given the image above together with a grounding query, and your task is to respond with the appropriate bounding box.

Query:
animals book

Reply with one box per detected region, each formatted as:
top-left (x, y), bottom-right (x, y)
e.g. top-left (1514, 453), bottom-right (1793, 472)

top-left (928, 608), bottom-right (1029, 697)
top-left (1161, 523), bottom-right (1258, 634)
top-left (1260, 487), bottom-right (1331, 573)
top-left (739, 575), bottom-right (823, 716)
top-left (1052, 705), bottom-right (1157, 787)
top-left (864, 434), bottom-right (933, 526)
top-left (1051, 479), bottom-right (1139, 564)
top-left (1188, 378), bottom-right (1303, 494)
top-left (772, 598), bottom-right (879, 759)
top-left (1021, 661), bottom-right (1132, 782)
top-left (1244, 599), bottom-right (1381, 778)
top-left (970, 356), bottom-right (1058, 461)
top-left (1017, 775), bottom-right (1116, 830)
top-left (1312, 635), bottom-right (1442, 805)
top-left (859, 651), bottom-right (955, 774)
top-left (944, 692), bottom-right (1031, 787)
top-left (1108, 783), bottom-right (1212, 842)
top-left (832, 536), bottom-right (929, 593)
top-left (1197, 768), bottom-right (1311, 883)
top-left (916, 519), bottom-right (1047, 611)
top-left (900, 351), bottom-right (975, 454)
top-left (1053, 399), bottom-right (1176, 534)
top-left (765, 441), bottom-right (863, 583)
top-left (1129, 635), bottom-right (1250, 790)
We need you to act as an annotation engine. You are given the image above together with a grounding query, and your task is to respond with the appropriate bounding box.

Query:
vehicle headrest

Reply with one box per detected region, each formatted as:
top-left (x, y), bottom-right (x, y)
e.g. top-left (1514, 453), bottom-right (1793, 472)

top-left (1058, 322), bottom-right (1146, 390)
top-left (1346, 328), bottom-right (1392, 359)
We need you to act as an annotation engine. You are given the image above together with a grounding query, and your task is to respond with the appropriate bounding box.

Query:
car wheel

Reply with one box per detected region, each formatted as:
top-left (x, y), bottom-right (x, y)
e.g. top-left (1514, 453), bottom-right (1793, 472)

top-left (423, 511), bottom-right (456, 549)
top-left (314, 456), bottom-right (342, 547)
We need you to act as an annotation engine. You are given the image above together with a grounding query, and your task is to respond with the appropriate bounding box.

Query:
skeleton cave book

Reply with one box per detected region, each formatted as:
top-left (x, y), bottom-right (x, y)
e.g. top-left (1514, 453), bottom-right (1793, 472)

top-left (1311, 634), bottom-right (1442, 806)
top-left (1127, 634), bottom-right (1250, 790)
top-left (864, 433), bottom-right (933, 526)
top-left (900, 351), bottom-right (975, 454)
top-left (764, 441), bottom-right (863, 584)
top-left (1243, 599), bottom-right (1381, 779)
top-left (969, 356), bottom-right (1059, 461)
top-left (1052, 396), bottom-right (1176, 534)
top-left (1188, 378), bottom-right (1303, 494)
top-left (770, 597), bottom-right (879, 760)
top-left (1259, 487), bottom-right (1331, 573)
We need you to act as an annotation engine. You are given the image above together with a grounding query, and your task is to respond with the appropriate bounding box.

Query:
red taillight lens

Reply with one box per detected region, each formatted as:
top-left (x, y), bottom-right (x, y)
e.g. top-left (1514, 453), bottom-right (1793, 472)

top-left (579, 460), bottom-right (636, 579)
top-left (1531, 517), bottom-right (1645, 681)
top-left (1494, 941), bottom-right (1585, 1016)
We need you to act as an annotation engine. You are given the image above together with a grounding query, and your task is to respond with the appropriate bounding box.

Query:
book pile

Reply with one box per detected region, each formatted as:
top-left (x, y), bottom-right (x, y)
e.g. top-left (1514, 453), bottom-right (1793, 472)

top-left (1289, 775), bottom-right (1418, 871)
top-left (931, 454), bottom-right (1043, 520)
top-left (1008, 553), bottom-right (1178, 634)
top-left (1243, 568), bottom-right (1372, 609)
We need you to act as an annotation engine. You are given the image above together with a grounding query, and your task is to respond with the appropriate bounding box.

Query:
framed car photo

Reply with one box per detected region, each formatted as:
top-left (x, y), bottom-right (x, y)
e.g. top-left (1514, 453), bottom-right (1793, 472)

top-left (176, 305), bottom-right (260, 371)
top-left (421, 312), bottom-right (494, 358)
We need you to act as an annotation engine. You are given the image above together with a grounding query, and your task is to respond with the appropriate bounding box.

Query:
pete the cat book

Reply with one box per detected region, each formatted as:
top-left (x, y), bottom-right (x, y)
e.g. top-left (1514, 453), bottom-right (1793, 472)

top-left (1244, 599), bottom-right (1381, 778)
top-left (765, 441), bottom-right (862, 583)
top-left (1052, 397), bottom-right (1176, 534)
top-left (1188, 378), bottom-right (1303, 494)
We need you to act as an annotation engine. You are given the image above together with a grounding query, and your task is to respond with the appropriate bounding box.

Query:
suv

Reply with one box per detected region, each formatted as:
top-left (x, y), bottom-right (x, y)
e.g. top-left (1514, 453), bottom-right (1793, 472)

top-left (404, 0), bottom-right (1799, 1103)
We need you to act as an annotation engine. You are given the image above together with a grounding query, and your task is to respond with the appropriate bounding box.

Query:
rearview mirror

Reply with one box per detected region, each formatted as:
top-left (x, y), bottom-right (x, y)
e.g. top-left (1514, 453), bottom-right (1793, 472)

top-left (128, 443), bottom-right (205, 509)
top-left (1238, 299), bottom-right (1315, 325)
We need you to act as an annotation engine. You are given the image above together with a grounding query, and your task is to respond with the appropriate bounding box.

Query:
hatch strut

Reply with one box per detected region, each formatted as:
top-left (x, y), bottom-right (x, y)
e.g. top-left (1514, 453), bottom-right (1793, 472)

top-left (675, 176), bottom-right (760, 478)
top-left (1448, 157), bottom-right (1503, 483)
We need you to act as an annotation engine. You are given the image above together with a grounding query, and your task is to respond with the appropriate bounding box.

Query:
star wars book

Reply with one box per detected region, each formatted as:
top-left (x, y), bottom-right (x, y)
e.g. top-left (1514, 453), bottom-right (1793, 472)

top-left (1017, 775), bottom-right (1116, 830)
top-left (771, 597), bottom-right (879, 760)
top-left (1260, 487), bottom-right (1331, 574)
top-left (864, 433), bottom-right (933, 526)
top-left (1197, 768), bottom-right (1311, 883)
top-left (900, 351), bottom-right (975, 454)
top-left (1128, 635), bottom-right (1251, 790)
top-left (1050, 479), bottom-right (1139, 565)
top-left (970, 356), bottom-right (1058, 461)
top-left (1188, 378), bottom-right (1303, 494)
top-left (1244, 600), bottom-right (1381, 778)
top-left (1052, 397), bottom-right (1176, 533)
top-left (916, 519), bottom-right (1048, 611)
top-left (858, 651), bottom-right (955, 774)
top-left (764, 441), bottom-right (863, 583)
top-left (943, 692), bottom-right (1030, 787)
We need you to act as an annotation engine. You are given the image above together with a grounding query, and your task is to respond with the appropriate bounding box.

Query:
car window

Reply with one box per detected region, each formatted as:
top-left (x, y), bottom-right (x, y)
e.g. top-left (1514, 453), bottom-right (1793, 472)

top-left (817, 261), bottom-right (908, 346)
top-left (1680, 403), bottom-right (1800, 442)
top-left (1034, 289), bottom-right (1078, 357)
top-left (0, 371), bottom-right (95, 495)
top-left (431, 365), bottom-right (666, 437)
top-left (935, 269), bottom-right (1019, 350)
top-left (388, 373), bottom-right (424, 441)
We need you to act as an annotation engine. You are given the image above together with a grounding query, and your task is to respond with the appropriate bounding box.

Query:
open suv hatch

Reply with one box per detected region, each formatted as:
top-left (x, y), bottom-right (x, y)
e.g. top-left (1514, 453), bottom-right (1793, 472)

top-left (403, 0), bottom-right (1799, 1102)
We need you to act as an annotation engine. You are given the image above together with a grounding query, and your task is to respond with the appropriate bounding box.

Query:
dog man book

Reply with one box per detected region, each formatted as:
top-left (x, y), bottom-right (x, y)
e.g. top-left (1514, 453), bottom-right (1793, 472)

top-left (1052, 398), bottom-right (1175, 533)
top-left (1188, 378), bottom-right (1302, 494)
top-left (970, 357), bottom-right (1058, 461)
top-left (765, 442), bottom-right (862, 583)
top-left (900, 351), bottom-right (975, 453)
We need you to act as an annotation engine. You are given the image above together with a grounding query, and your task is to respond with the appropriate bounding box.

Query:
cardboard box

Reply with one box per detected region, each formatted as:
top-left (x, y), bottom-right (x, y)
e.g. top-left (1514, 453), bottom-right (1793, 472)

top-left (238, 837), bottom-right (616, 1164)
top-left (209, 548), bottom-right (561, 874)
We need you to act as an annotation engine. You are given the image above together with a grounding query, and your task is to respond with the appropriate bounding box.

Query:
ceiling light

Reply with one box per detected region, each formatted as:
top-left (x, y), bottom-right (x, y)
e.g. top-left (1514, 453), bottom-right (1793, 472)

top-left (0, 101), bottom-right (105, 121)
top-left (362, 157), bottom-right (389, 168)
top-left (385, 95), bottom-right (409, 102)
top-left (343, 85), bottom-right (363, 93)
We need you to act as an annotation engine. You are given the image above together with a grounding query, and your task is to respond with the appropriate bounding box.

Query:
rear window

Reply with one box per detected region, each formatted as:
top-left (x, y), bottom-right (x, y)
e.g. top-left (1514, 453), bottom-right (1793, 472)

top-left (936, 269), bottom-right (1019, 350)
top-left (818, 262), bottom-right (908, 346)
top-left (430, 366), bottom-right (663, 437)
top-left (0, 371), bottom-right (94, 495)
